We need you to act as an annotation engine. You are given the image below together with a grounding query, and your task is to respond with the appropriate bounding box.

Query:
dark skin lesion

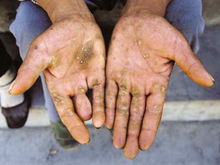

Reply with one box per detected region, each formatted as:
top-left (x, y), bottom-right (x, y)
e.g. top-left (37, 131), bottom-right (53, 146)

top-left (91, 79), bottom-right (101, 88)
top-left (117, 101), bottom-right (129, 118)
top-left (50, 89), bottom-right (65, 105)
top-left (76, 41), bottom-right (94, 67)
top-left (131, 93), bottom-right (140, 112)
top-left (49, 56), bottom-right (60, 69)
top-left (119, 84), bottom-right (128, 96)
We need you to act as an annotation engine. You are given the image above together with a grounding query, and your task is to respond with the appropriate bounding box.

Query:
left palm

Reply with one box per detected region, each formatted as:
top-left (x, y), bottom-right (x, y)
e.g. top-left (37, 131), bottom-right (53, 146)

top-left (105, 13), bottom-right (213, 159)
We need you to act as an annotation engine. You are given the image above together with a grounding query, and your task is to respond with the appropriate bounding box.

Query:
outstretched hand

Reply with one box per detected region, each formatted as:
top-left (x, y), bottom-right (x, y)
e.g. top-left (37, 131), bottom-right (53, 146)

top-left (105, 4), bottom-right (214, 159)
top-left (9, 14), bottom-right (106, 144)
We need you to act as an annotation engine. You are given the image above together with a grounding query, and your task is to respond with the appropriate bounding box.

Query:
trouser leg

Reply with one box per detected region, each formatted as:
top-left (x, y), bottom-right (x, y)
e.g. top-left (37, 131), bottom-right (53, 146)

top-left (10, 2), bottom-right (60, 122)
top-left (166, 0), bottom-right (204, 54)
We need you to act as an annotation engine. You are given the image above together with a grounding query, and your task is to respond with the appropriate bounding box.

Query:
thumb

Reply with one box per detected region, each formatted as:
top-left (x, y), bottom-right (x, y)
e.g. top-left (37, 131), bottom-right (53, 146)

top-left (171, 35), bottom-right (214, 88)
top-left (9, 43), bottom-right (51, 95)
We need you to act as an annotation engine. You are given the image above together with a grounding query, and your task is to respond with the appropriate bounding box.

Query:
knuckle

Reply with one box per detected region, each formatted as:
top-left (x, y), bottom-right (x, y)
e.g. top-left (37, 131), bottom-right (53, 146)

top-left (118, 101), bottom-right (129, 111)
top-left (148, 104), bottom-right (163, 114)
top-left (128, 123), bottom-right (140, 135)
top-left (117, 108), bottom-right (129, 118)
top-left (59, 108), bottom-right (74, 120)
top-left (130, 112), bottom-right (143, 121)
top-left (94, 102), bottom-right (104, 110)
top-left (106, 98), bottom-right (116, 108)
top-left (77, 85), bottom-right (87, 94)
top-left (106, 91), bottom-right (117, 98)
top-left (94, 95), bottom-right (104, 103)
top-left (141, 127), bottom-right (157, 133)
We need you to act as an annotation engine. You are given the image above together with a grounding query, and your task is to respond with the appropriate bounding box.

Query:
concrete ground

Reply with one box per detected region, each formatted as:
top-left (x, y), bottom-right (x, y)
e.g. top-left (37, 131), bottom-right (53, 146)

top-left (0, 121), bottom-right (219, 165)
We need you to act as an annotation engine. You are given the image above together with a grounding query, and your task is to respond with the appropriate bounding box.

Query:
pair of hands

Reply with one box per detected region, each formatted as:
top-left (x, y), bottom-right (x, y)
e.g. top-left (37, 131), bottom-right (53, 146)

top-left (10, 0), bottom-right (214, 159)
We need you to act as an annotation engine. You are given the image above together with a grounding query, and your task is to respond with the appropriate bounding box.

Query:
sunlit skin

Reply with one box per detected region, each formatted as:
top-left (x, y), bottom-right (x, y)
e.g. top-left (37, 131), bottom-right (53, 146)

top-left (105, 0), bottom-right (214, 159)
top-left (9, 0), bottom-right (106, 144)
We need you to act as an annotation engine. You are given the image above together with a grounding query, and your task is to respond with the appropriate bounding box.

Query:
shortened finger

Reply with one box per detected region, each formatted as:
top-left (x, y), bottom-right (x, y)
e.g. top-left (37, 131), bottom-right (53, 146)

top-left (74, 94), bottom-right (92, 121)
top-left (50, 90), bottom-right (90, 144)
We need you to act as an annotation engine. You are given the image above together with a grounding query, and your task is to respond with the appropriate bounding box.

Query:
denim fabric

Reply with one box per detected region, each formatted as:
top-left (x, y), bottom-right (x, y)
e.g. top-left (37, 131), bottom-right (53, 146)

top-left (166, 0), bottom-right (204, 54)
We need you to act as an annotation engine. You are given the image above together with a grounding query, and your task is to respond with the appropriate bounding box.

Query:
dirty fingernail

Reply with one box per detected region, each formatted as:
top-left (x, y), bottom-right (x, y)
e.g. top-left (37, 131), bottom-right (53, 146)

top-left (8, 80), bottom-right (15, 94)
top-left (95, 127), bottom-right (102, 130)
top-left (85, 138), bottom-right (91, 145)
top-left (210, 75), bottom-right (215, 84)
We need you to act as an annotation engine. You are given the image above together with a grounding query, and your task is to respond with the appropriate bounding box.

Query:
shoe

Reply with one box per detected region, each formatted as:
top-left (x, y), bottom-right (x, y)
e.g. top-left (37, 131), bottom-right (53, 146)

top-left (2, 96), bottom-right (29, 128)
top-left (50, 121), bottom-right (79, 151)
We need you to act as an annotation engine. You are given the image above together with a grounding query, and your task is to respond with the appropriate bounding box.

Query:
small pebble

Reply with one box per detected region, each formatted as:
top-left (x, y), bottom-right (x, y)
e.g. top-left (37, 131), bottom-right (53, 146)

top-left (50, 149), bottom-right (58, 154)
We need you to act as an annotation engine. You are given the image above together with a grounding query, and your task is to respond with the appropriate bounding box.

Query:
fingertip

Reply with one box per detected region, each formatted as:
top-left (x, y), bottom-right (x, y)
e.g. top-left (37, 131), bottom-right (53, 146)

top-left (105, 121), bottom-right (113, 129)
top-left (80, 114), bottom-right (92, 121)
top-left (80, 136), bottom-right (91, 145)
top-left (196, 73), bottom-right (215, 88)
top-left (74, 94), bottom-right (92, 121)
top-left (84, 138), bottom-right (91, 145)
top-left (113, 141), bottom-right (124, 149)
top-left (123, 151), bottom-right (138, 160)
top-left (83, 115), bottom-right (92, 121)
top-left (123, 138), bottom-right (139, 160)
top-left (73, 127), bottom-right (90, 145)
top-left (9, 70), bottom-right (39, 95)
top-left (210, 75), bottom-right (215, 84)
top-left (207, 74), bottom-right (215, 87)
top-left (93, 112), bottom-right (105, 128)
top-left (177, 53), bottom-right (215, 88)
top-left (105, 110), bottom-right (115, 129)
top-left (113, 130), bottom-right (126, 149)
top-left (139, 130), bottom-right (156, 151)
top-left (8, 79), bottom-right (25, 95)
top-left (8, 80), bottom-right (15, 94)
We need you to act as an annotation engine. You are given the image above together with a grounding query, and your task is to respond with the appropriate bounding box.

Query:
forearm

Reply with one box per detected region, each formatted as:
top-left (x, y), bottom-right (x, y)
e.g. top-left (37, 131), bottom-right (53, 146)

top-left (36, 0), bottom-right (94, 23)
top-left (122, 0), bottom-right (173, 17)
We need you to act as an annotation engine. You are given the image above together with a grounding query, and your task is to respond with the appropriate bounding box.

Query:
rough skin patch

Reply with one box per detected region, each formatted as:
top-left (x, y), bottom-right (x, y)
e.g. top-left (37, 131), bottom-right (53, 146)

top-left (91, 79), bottom-right (100, 88)
top-left (118, 102), bottom-right (129, 111)
top-left (76, 41), bottom-right (94, 67)
top-left (77, 86), bottom-right (86, 94)
top-left (132, 93), bottom-right (140, 112)
top-left (50, 90), bottom-right (64, 105)
top-left (67, 108), bottom-right (74, 116)
top-left (118, 109), bottom-right (129, 118)
top-left (135, 39), bottom-right (142, 46)
top-left (152, 83), bottom-right (167, 94)
top-left (49, 56), bottom-right (59, 68)
top-left (143, 54), bottom-right (150, 59)
top-left (119, 85), bottom-right (127, 96)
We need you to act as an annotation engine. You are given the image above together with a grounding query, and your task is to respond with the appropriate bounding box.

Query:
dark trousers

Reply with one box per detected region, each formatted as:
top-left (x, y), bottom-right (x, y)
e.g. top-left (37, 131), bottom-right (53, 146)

top-left (0, 39), bottom-right (12, 77)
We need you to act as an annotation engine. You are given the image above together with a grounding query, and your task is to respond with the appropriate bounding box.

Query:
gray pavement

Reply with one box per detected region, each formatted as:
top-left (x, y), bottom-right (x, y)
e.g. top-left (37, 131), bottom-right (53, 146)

top-left (0, 121), bottom-right (219, 165)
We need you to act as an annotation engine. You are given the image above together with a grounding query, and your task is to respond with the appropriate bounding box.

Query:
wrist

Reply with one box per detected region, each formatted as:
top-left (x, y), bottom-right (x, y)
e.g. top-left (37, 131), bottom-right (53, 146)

top-left (122, 0), bottom-right (172, 17)
top-left (36, 0), bottom-right (94, 23)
